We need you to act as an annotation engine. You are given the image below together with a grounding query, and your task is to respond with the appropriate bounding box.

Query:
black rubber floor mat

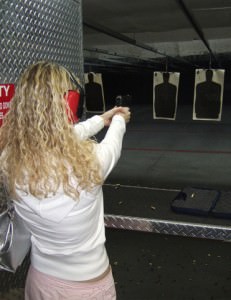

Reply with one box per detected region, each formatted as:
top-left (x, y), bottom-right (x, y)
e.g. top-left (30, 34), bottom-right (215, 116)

top-left (171, 187), bottom-right (220, 216)
top-left (212, 191), bottom-right (231, 219)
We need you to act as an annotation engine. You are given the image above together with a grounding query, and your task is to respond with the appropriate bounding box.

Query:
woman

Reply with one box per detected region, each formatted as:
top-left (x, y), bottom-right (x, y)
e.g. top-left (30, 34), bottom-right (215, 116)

top-left (0, 61), bottom-right (130, 299)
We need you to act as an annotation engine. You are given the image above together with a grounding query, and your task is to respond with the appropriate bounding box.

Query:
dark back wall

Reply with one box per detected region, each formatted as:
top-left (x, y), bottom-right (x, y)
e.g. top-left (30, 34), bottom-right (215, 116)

top-left (85, 67), bottom-right (231, 107)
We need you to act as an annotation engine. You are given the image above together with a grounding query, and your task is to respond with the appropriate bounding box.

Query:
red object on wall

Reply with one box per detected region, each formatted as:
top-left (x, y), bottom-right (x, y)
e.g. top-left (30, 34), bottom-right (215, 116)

top-left (0, 84), bottom-right (15, 126)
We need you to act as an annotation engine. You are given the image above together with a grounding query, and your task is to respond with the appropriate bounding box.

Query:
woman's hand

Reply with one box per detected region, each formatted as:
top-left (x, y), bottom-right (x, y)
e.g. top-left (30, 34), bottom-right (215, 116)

top-left (101, 107), bottom-right (130, 126)
top-left (115, 107), bottom-right (131, 123)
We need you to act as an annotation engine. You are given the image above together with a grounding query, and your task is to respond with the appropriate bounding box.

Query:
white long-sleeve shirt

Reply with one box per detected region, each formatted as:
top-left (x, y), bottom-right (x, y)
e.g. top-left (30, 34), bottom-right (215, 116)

top-left (14, 114), bottom-right (126, 281)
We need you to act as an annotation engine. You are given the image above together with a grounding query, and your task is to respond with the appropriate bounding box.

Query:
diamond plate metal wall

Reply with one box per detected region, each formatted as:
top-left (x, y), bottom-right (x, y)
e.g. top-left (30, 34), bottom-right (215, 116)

top-left (0, 1), bottom-right (83, 291)
top-left (0, 0), bottom-right (83, 83)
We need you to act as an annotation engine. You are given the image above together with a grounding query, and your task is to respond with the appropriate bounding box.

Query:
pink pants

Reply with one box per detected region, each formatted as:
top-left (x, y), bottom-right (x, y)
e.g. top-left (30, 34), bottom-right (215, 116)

top-left (25, 266), bottom-right (116, 300)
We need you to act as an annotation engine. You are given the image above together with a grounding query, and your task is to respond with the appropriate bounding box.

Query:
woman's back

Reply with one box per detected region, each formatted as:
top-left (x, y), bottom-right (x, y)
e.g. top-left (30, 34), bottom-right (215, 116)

top-left (0, 61), bottom-right (130, 299)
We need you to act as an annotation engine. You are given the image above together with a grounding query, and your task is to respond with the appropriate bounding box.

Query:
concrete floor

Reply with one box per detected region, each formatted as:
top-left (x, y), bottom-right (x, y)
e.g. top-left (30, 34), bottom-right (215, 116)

top-left (106, 229), bottom-right (231, 300)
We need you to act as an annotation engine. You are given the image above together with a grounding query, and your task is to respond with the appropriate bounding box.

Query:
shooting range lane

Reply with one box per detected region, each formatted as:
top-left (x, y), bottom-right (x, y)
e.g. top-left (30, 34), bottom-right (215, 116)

top-left (96, 104), bottom-right (231, 300)
top-left (95, 104), bottom-right (231, 190)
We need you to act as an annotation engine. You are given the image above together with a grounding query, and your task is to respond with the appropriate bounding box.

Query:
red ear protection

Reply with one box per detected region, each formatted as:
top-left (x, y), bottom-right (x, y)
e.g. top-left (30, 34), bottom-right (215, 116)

top-left (63, 67), bottom-right (84, 124)
top-left (64, 90), bottom-right (80, 124)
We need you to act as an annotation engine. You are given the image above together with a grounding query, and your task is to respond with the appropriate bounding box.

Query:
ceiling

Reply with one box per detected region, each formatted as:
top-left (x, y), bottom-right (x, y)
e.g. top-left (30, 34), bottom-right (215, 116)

top-left (82, 0), bottom-right (231, 70)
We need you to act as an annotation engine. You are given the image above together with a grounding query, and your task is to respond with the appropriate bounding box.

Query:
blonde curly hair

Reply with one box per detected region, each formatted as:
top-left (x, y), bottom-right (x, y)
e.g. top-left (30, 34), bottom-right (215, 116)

top-left (0, 61), bottom-right (102, 200)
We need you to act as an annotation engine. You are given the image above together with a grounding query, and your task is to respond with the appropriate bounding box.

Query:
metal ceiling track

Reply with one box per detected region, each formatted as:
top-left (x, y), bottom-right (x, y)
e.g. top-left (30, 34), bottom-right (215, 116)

top-left (84, 60), bottom-right (155, 72)
top-left (83, 20), bottom-right (197, 68)
top-left (84, 48), bottom-right (187, 71)
top-left (175, 0), bottom-right (219, 67)
top-left (84, 47), bottom-right (162, 66)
